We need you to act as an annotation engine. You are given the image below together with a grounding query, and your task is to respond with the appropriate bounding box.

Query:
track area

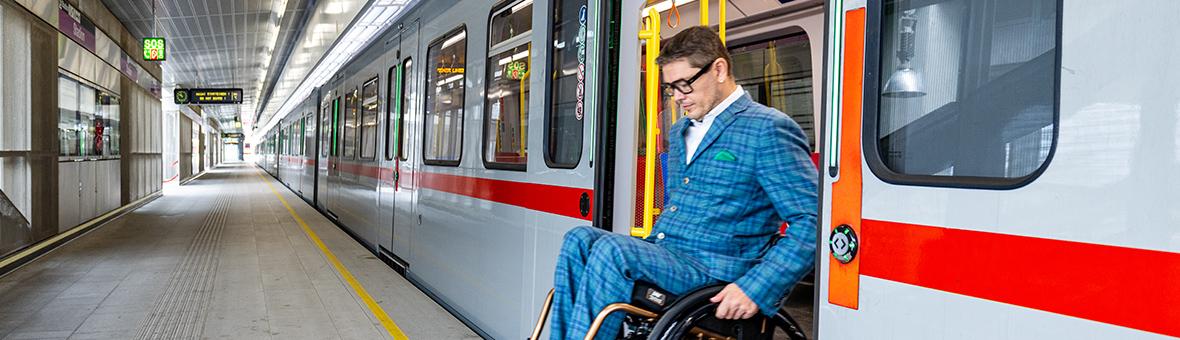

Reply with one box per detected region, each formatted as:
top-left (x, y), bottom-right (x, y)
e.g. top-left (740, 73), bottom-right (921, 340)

top-left (0, 163), bottom-right (477, 339)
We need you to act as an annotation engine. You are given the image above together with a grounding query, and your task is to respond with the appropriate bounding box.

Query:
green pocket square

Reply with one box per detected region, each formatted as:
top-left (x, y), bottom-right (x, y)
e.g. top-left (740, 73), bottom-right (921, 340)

top-left (713, 150), bottom-right (737, 161)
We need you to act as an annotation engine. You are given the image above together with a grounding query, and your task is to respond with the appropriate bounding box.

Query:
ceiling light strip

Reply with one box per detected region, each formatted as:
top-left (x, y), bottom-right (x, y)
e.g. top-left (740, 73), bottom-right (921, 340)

top-left (250, 1), bottom-right (410, 143)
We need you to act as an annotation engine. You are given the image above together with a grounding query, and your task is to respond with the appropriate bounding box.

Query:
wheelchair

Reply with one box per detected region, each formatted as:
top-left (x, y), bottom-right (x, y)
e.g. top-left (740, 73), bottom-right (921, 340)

top-left (529, 281), bottom-right (809, 340)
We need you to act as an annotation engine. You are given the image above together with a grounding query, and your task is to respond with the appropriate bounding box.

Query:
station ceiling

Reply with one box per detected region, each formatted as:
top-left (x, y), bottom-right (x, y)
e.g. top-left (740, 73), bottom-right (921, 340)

top-left (101, 0), bottom-right (376, 135)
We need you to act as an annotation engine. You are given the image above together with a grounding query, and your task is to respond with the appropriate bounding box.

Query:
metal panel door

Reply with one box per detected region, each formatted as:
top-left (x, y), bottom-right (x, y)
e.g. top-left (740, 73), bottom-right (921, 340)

top-left (58, 162), bottom-right (79, 232)
top-left (391, 20), bottom-right (419, 262)
top-left (80, 161), bottom-right (98, 222)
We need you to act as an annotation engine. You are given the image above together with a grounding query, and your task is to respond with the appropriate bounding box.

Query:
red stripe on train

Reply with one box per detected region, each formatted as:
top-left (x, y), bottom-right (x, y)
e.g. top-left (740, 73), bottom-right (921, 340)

top-left (320, 160), bottom-right (592, 221)
top-left (860, 219), bottom-right (1180, 337)
top-left (418, 172), bottom-right (593, 221)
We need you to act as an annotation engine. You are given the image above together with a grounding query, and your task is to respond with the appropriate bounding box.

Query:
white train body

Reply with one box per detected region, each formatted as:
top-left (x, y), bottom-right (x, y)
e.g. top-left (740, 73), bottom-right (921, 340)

top-left (818, 0), bottom-right (1180, 339)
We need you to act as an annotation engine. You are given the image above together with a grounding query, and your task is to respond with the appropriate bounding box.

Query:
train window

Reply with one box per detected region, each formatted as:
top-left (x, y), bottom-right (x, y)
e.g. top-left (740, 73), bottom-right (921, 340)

top-left (423, 27), bottom-right (467, 166)
top-left (322, 104), bottom-right (331, 156)
top-left (546, 0), bottom-right (587, 168)
top-left (286, 126), bottom-right (293, 155)
top-left (287, 123), bottom-right (292, 156)
top-left (483, 0), bottom-right (532, 170)
top-left (867, 0), bottom-right (1058, 187)
top-left (387, 58), bottom-right (413, 161)
top-left (300, 116), bottom-right (307, 156)
top-left (386, 65), bottom-right (398, 161)
top-left (399, 58), bottom-right (412, 161)
top-left (328, 97), bottom-right (337, 157)
top-left (361, 77), bottom-right (379, 160)
top-left (281, 126), bottom-right (286, 156)
top-left (730, 32), bottom-right (815, 151)
top-left (344, 89), bottom-right (358, 159)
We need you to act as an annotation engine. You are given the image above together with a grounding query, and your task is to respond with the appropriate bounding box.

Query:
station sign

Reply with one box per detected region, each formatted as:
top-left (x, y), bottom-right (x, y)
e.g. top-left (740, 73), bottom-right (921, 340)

top-left (174, 88), bottom-right (243, 104)
top-left (143, 37), bottom-right (166, 61)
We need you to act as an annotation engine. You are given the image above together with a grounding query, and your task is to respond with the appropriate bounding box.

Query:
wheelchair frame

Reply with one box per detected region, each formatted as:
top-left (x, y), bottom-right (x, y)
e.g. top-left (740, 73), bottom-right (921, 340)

top-left (529, 283), bottom-right (808, 340)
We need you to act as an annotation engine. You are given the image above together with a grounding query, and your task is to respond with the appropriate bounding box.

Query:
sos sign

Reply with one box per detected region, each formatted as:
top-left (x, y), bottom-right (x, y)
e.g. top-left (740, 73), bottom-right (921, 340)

top-left (143, 37), bottom-right (165, 61)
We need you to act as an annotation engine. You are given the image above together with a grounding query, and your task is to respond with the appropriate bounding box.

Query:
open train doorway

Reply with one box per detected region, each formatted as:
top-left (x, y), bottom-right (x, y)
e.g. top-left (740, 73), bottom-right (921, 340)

top-left (617, 0), bottom-right (825, 338)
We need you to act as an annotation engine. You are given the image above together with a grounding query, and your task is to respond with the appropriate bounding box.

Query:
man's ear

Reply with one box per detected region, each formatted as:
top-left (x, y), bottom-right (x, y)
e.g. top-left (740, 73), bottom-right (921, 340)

top-left (714, 59), bottom-right (731, 83)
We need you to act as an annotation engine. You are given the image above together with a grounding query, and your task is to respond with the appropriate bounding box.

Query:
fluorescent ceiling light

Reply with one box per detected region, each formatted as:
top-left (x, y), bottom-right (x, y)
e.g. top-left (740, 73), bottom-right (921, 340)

top-left (325, 1), bottom-right (348, 14)
top-left (250, 1), bottom-right (412, 144)
top-left (315, 23), bottom-right (335, 33)
top-left (511, 0), bottom-right (533, 13)
top-left (643, 0), bottom-right (696, 14)
top-left (442, 31), bottom-right (466, 48)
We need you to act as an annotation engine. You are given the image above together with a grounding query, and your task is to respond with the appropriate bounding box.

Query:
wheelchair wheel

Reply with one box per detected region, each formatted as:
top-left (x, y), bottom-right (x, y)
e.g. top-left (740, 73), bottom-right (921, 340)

top-left (646, 286), bottom-right (808, 340)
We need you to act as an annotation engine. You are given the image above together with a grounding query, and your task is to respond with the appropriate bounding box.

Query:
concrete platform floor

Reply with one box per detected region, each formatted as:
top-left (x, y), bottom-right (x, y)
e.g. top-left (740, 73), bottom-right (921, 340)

top-left (0, 163), bottom-right (478, 340)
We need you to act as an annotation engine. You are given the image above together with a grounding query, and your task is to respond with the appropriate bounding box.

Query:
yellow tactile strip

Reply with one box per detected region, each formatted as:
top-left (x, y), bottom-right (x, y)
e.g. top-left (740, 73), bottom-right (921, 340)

top-left (254, 169), bottom-right (409, 340)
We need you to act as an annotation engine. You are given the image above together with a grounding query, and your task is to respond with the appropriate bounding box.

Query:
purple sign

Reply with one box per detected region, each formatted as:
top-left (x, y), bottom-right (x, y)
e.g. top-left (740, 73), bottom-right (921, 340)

top-left (59, 1), bottom-right (96, 52)
top-left (119, 55), bottom-right (140, 80)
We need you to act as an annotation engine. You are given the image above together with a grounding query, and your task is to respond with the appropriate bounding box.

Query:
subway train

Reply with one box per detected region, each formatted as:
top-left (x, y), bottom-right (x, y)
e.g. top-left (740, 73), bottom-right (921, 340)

top-left (256, 0), bottom-right (823, 338)
top-left (257, 0), bottom-right (1180, 339)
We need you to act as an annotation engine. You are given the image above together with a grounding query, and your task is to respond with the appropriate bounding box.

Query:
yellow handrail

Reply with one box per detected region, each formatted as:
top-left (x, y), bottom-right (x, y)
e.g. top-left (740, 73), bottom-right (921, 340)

top-left (719, 0), bottom-right (726, 45)
top-left (634, 8), bottom-right (661, 238)
top-left (701, 0), bottom-right (727, 46)
top-left (700, 0), bottom-right (709, 26)
top-left (519, 45), bottom-right (530, 158)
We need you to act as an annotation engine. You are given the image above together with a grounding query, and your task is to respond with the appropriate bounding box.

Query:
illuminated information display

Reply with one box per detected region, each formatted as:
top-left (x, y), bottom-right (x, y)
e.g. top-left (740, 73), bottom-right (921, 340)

top-left (174, 88), bottom-right (243, 104)
top-left (143, 37), bottom-right (165, 61)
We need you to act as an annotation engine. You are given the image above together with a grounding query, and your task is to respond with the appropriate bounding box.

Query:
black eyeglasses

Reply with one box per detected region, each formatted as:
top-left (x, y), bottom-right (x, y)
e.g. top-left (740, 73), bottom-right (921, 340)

top-left (660, 61), bottom-right (714, 96)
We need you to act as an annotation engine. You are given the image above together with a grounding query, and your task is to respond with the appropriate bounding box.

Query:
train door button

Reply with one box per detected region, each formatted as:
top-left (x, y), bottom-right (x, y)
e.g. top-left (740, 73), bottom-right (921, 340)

top-left (830, 225), bottom-right (858, 264)
top-left (656, 232), bottom-right (666, 240)
top-left (683, 177), bottom-right (690, 185)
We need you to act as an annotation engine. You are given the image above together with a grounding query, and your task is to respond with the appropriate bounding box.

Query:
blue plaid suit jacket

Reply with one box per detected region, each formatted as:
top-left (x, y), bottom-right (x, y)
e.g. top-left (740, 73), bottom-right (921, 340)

top-left (649, 94), bottom-right (818, 315)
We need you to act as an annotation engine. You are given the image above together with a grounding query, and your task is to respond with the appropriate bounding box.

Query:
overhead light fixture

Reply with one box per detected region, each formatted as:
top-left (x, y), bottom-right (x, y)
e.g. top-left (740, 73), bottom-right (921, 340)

top-left (642, 0), bottom-right (696, 14)
top-left (882, 9), bottom-right (926, 98)
top-left (511, 0), bottom-right (533, 13)
top-left (512, 50), bottom-right (529, 61)
top-left (442, 31), bottom-right (466, 49)
top-left (325, 1), bottom-right (348, 14)
top-left (250, 0), bottom-right (412, 144)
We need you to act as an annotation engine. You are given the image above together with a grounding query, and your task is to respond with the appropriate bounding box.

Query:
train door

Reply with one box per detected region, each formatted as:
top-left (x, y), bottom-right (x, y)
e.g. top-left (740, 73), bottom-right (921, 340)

top-left (381, 20), bottom-right (418, 264)
top-left (316, 94), bottom-right (330, 207)
top-left (608, 0), bottom-right (825, 336)
top-left (624, 0), bottom-right (824, 235)
top-left (376, 29), bottom-right (402, 257)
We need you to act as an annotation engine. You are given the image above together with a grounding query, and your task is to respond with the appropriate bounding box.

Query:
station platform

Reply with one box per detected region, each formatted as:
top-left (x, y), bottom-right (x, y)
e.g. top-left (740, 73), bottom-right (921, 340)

top-left (0, 163), bottom-right (478, 340)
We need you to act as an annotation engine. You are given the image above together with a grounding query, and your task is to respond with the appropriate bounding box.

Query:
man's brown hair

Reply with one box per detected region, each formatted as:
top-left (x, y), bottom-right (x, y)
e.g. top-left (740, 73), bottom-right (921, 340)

top-left (656, 26), bottom-right (732, 75)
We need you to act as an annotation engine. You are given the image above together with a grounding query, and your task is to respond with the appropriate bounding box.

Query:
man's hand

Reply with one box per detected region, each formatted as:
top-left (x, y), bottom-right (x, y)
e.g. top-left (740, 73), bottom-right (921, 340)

top-left (709, 283), bottom-right (758, 319)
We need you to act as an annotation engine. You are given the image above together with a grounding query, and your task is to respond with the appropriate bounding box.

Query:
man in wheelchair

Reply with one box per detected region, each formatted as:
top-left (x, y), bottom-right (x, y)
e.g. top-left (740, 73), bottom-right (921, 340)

top-left (540, 26), bottom-right (818, 340)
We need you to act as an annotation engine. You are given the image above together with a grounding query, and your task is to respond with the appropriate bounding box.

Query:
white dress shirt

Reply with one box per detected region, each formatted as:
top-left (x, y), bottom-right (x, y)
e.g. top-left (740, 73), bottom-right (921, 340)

top-left (685, 86), bottom-right (744, 164)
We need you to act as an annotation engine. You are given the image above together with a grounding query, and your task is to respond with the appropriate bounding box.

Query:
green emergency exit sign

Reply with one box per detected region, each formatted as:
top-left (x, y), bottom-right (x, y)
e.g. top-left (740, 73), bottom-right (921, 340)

top-left (143, 37), bottom-right (165, 61)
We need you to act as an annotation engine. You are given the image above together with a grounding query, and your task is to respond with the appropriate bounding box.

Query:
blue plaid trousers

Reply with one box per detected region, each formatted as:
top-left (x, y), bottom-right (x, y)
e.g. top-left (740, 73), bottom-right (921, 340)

top-left (549, 226), bottom-right (717, 340)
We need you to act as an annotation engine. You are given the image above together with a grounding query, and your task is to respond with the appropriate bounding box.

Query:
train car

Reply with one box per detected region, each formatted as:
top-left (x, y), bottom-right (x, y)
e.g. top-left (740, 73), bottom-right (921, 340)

top-left (257, 0), bottom-right (828, 338)
top-left (818, 0), bottom-right (1180, 339)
